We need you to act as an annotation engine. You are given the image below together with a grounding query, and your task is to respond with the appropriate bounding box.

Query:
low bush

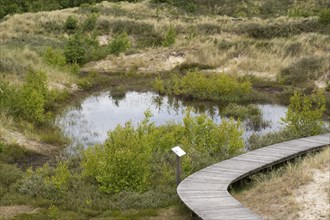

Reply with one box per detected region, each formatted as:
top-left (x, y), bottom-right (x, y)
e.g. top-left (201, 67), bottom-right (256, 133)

top-left (107, 33), bottom-right (131, 56)
top-left (82, 14), bottom-right (98, 32)
top-left (0, 163), bottom-right (23, 188)
top-left (222, 104), bottom-right (269, 131)
top-left (242, 20), bottom-right (326, 39)
top-left (64, 16), bottom-right (79, 31)
top-left (43, 47), bottom-right (66, 67)
top-left (0, 70), bottom-right (57, 125)
top-left (156, 72), bottom-right (252, 102)
top-left (222, 104), bottom-right (260, 120)
top-left (280, 57), bottom-right (324, 85)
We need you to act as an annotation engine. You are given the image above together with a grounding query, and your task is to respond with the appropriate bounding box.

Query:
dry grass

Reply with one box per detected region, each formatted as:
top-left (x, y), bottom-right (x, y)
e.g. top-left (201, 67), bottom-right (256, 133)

top-left (0, 0), bottom-right (329, 85)
top-left (232, 147), bottom-right (330, 220)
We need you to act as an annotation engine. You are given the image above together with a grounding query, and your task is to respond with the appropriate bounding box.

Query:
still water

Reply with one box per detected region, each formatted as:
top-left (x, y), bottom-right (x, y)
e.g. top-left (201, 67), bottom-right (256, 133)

top-left (56, 91), bottom-right (287, 149)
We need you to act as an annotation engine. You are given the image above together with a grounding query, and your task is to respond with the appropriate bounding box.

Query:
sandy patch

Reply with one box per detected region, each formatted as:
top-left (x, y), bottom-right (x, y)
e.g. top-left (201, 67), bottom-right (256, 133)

top-left (295, 166), bottom-right (330, 220)
top-left (0, 205), bottom-right (39, 219)
top-left (82, 49), bottom-right (187, 74)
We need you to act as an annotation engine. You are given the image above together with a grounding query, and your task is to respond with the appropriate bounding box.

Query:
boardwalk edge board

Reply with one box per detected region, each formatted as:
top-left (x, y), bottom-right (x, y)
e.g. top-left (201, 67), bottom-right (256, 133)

top-left (177, 133), bottom-right (330, 220)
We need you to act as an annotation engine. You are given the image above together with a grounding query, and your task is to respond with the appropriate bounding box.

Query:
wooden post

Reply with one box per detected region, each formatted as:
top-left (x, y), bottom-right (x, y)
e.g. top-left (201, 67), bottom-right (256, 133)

top-left (176, 155), bottom-right (181, 186)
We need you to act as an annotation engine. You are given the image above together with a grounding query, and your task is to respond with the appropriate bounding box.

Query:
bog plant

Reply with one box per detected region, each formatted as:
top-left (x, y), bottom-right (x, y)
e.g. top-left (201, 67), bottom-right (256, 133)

top-left (156, 72), bottom-right (252, 102)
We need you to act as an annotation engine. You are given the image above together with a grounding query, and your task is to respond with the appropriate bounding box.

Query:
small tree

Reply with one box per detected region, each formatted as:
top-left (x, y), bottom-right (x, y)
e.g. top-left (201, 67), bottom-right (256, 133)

top-left (64, 16), bottom-right (78, 31)
top-left (162, 26), bottom-right (176, 47)
top-left (64, 33), bottom-right (86, 64)
top-left (18, 70), bottom-right (48, 125)
top-left (281, 91), bottom-right (326, 137)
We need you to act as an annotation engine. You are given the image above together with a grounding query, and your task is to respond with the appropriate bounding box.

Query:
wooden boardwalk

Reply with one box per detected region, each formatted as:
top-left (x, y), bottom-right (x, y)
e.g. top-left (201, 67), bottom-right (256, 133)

top-left (177, 133), bottom-right (330, 220)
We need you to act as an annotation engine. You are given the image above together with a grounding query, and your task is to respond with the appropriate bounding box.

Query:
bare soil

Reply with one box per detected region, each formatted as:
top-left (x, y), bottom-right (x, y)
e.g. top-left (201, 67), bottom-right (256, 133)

top-left (0, 206), bottom-right (39, 219)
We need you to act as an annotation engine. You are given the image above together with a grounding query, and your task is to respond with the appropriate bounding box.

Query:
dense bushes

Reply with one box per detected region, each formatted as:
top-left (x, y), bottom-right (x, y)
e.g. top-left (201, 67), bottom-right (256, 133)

top-left (83, 110), bottom-right (244, 193)
top-left (282, 91), bottom-right (326, 137)
top-left (0, 71), bottom-right (47, 124)
top-left (155, 72), bottom-right (252, 102)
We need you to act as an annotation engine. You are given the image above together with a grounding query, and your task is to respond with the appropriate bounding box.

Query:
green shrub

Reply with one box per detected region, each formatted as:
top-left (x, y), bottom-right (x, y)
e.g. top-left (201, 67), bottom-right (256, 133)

top-left (161, 72), bottom-right (252, 102)
top-left (19, 165), bottom-right (59, 199)
top-left (83, 114), bottom-right (154, 193)
top-left (153, 77), bottom-right (165, 95)
top-left (222, 104), bottom-right (260, 120)
top-left (222, 104), bottom-right (269, 131)
top-left (319, 9), bottom-right (330, 25)
top-left (43, 47), bottom-right (66, 67)
top-left (281, 91), bottom-right (326, 137)
top-left (162, 26), bottom-right (176, 47)
top-left (107, 33), bottom-right (131, 56)
top-left (17, 70), bottom-right (48, 125)
top-left (64, 33), bottom-right (87, 64)
top-left (64, 16), bottom-right (79, 31)
top-left (50, 162), bottom-right (71, 191)
top-left (82, 14), bottom-right (98, 32)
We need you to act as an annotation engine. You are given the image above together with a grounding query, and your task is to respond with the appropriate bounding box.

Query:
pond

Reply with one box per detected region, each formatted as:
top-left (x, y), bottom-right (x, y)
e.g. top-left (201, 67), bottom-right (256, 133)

top-left (56, 91), bottom-right (287, 151)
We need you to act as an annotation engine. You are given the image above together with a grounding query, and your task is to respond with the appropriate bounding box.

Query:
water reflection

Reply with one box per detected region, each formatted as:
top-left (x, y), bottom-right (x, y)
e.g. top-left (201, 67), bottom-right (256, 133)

top-left (56, 91), bottom-right (287, 149)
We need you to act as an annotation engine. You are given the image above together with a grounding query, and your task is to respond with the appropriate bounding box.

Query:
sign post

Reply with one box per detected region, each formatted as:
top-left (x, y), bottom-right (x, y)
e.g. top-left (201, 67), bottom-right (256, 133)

top-left (171, 146), bottom-right (186, 186)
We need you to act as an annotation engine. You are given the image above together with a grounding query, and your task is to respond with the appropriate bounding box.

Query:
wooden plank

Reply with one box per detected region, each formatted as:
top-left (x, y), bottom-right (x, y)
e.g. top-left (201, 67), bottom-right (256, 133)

top-left (177, 133), bottom-right (330, 220)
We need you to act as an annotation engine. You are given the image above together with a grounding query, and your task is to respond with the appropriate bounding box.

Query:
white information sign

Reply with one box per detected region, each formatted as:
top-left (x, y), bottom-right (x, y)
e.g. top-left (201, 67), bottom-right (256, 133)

top-left (171, 146), bottom-right (186, 157)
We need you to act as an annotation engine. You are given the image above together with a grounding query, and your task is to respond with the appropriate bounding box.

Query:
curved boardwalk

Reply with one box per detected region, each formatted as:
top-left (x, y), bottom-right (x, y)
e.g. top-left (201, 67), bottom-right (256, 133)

top-left (177, 133), bottom-right (330, 220)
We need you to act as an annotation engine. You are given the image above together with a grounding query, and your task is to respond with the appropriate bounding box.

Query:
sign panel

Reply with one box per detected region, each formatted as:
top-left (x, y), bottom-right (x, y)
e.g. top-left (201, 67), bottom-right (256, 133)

top-left (171, 146), bottom-right (186, 157)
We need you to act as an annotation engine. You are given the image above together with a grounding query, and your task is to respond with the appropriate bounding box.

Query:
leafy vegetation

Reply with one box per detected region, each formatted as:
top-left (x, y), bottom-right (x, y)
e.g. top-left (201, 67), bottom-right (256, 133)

top-left (248, 91), bottom-right (327, 150)
top-left (281, 91), bottom-right (326, 137)
top-left (162, 26), bottom-right (176, 47)
top-left (107, 32), bottom-right (131, 56)
top-left (0, 0), bottom-right (329, 218)
top-left (83, 110), bottom-right (244, 193)
top-left (155, 72), bottom-right (252, 102)
top-left (222, 104), bottom-right (270, 131)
